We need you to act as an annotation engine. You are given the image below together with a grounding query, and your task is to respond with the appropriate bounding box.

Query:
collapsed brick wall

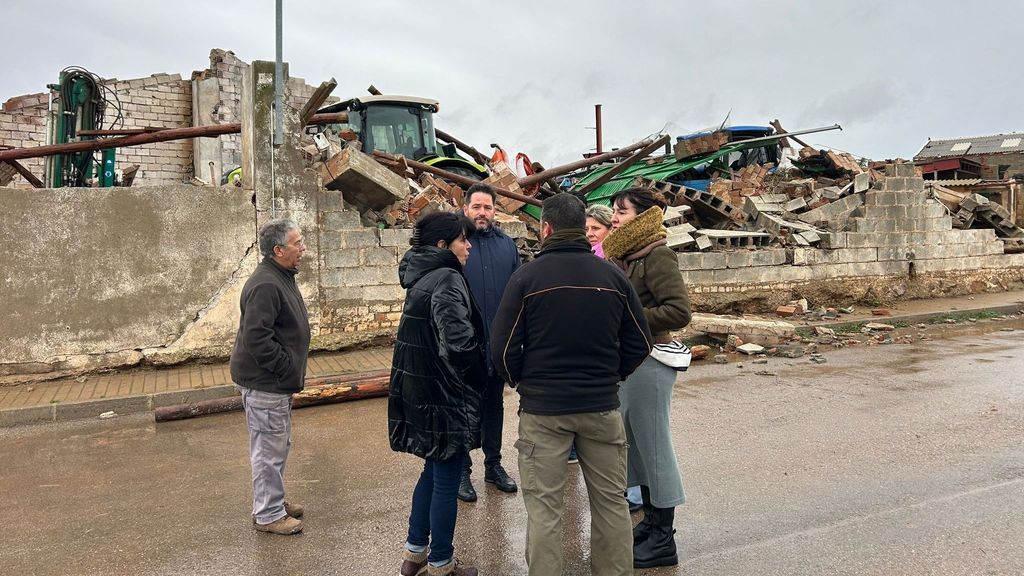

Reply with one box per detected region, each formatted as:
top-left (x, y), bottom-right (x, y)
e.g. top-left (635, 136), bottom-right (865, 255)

top-left (1, 49), bottom-right (331, 188)
top-left (0, 74), bottom-right (193, 187)
top-left (201, 49), bottom-right (332, 174)
top-left (0, 94), bottom-right (48, 186)
top-left (679, 170), bottom-right (1024, 312)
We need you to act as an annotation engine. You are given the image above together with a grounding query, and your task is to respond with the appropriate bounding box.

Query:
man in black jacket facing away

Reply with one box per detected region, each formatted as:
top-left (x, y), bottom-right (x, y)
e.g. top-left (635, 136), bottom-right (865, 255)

top-left (230, 218), bottom-right (311, 536)
top-left (490, 194), bottom-right (653, 575)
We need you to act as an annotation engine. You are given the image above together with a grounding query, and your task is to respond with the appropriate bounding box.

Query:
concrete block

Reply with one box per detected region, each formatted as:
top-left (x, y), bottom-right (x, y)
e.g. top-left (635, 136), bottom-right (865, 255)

top-left (323, 210), bottom-right (363, 231)
top-left (792, 247), bottom-right (878, 266)
top-left (889, 164), bottom-right (918, 178)
top-left (332, 266), bottom-right (391, 287)
top-left (323, 249), bottom-right (360, 268)
top-left (362, 284), bottom-right (406, 301)
top-left (361, 246), bottom-right (401, 267)
top-left (854, 172), bottom-right (871, 193)
top-left (320, 147), bottom-right (410, 211)
top-left (843, 232), bottom-right (908, 248)
top-left (724, 251), bottom-right (754, 268)
top-left (323, 285), bottom-right (365, 302)
top-left (339, 229), bottom-right (381, 249)
top-left (819, 232), bottom-right (847, 249)
top-left (681, 268), bottom-right (716, 285)
top-left (703, 252), bottom-right (728, 270)
top-left (677, 253), bottom-right (704, 271)
top-left (749, 248), bottom-right (790, 266)
top-left (695, 235), bottom-right (713, 251)
top-left (378, 228), bottom-right (413, 247)
top-left (319, 190), bottom-right (346, 211)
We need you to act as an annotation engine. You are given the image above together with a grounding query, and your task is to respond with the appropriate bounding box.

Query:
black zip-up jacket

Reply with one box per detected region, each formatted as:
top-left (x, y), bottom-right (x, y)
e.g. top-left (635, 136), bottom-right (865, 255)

top-left (389, 246), bottom-right (487, 461)
top-left (229, 258), bottom-right (311, 394)
top-left (490, 233), bottom-right (653, 416)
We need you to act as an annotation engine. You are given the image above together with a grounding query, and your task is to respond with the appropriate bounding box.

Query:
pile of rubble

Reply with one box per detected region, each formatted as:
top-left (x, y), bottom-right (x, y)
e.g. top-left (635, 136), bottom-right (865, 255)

top-left (297, 117), bottom-right (1021, 258)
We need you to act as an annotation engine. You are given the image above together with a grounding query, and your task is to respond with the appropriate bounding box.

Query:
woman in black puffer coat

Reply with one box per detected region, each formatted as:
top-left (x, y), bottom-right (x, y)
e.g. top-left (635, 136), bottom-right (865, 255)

top-left (389, 212), bottom-right (486, 576)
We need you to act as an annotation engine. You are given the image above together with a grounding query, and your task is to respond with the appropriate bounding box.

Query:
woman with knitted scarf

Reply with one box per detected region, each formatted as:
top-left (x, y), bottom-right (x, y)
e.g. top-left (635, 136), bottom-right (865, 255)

top-left (602, 187), bottom-right (692, 569)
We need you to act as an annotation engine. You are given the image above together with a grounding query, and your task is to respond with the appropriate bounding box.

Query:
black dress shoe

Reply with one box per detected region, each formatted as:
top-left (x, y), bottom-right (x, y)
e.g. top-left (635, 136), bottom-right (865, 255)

top-left (484, 465), bottom-right (518, 493)
top-left (457, 471), bottom-right (477, 502)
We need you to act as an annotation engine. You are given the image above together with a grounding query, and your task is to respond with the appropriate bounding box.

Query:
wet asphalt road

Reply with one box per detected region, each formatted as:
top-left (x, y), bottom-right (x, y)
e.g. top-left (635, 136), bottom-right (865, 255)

top-left (2, 320), bottom-right (1022, 576)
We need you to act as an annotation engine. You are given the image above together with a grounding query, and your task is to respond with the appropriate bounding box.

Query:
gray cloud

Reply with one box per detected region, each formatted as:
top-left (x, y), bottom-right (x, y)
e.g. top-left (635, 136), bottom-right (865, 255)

top-left (3, 0), bottom-right (1023, 166)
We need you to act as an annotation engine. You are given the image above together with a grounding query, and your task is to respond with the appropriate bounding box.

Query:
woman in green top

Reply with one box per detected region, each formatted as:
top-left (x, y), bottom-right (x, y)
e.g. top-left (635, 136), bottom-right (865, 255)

top-left (603, 187), bottom-right (693, 569)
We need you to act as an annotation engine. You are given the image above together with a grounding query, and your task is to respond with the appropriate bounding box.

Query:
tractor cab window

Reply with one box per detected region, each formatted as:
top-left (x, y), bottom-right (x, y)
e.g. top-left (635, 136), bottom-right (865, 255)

top-left (363, 105), bottom-right (436, 159)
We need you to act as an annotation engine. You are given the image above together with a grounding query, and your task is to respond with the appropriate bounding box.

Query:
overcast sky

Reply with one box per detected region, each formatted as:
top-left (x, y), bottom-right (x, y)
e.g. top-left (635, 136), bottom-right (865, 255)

top-left (5, 1), bottom-right (1023, 166)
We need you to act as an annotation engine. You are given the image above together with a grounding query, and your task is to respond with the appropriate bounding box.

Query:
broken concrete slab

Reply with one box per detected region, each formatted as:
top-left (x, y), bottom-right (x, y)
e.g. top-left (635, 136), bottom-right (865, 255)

top-left (689, 313), bottom-right (796, 346)
top-left (737, 342), bottom-right (765, 355)
top-left (320, 146), bottom-right (410, 211)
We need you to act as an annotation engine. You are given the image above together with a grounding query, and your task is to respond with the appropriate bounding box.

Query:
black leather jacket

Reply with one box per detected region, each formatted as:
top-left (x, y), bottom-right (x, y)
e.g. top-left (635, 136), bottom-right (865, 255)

top-left (388, 246), bottom-right (486, 461)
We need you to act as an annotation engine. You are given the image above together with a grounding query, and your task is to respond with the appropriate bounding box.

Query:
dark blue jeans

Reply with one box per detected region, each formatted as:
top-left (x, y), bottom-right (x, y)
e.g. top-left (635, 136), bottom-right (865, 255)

top-left (408, 451), bottom-right (466, 564)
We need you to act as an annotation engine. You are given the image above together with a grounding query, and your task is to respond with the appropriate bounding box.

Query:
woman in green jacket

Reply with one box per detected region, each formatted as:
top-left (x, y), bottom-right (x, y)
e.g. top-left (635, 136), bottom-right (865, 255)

top-left (603, 187), bottom-right (692, 569)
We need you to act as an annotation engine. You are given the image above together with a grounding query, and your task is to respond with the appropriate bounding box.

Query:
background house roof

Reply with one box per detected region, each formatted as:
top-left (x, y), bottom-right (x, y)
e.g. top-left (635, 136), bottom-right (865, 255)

top-left (915, 132), bottom-right (1024, 159)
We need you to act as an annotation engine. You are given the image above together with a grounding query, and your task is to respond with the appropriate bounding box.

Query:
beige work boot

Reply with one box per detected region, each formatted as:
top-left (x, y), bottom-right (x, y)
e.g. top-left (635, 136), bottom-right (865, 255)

top-left (400, 548), bottom-right (430, 576)
top-left (252, 501), bottom-right (304, 524)
top-left (426, 558), bottom-right (478, 576)
top-left (254, 515), bottom-right (303, 535)
top-left (284, 500), bottom-right (304, 518)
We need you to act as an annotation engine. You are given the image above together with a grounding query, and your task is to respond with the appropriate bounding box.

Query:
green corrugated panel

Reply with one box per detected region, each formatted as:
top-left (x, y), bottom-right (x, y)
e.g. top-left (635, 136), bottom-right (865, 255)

top-left (521, 137), bottom-right (784, 219)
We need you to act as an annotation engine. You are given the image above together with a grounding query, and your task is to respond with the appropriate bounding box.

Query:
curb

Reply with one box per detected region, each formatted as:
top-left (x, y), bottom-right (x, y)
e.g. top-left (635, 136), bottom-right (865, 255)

top-left (0, 385), bottom-right (237, 428)
top-left (807, 302), bottom-right (1024, 332)
top-left (0, 369), bottom-right (393, 428)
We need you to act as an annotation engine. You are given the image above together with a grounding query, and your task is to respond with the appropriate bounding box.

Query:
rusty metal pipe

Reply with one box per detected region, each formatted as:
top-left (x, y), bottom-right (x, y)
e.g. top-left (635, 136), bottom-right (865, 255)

top-left (0, 113), bottom-right (348, 163)
top-left (595, 104), bottom-right (603, 155)
top-left (517, 137), bottom-right (656, 188)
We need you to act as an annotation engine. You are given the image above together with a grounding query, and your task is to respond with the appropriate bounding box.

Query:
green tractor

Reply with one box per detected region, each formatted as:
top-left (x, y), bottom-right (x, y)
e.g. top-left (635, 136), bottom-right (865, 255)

top-left (316, 94), bottom-right (488, 178)
top-left (223, 94), bottom-right (487, 185)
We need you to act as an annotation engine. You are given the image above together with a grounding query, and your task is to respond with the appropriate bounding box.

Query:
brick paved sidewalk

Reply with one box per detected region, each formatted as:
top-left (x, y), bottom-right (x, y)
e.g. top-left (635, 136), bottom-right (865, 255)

top-left (0, 347), bottom-right (392, 427)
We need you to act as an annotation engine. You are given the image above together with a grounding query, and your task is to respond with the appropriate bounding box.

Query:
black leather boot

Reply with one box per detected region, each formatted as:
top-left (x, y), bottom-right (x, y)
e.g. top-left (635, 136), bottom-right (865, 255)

top-left (457, 469), bottom-right (477, 503)
top-left (633, 505), bottom-right (678, 569)
top-left (632, 485), bottom-right (654, 545)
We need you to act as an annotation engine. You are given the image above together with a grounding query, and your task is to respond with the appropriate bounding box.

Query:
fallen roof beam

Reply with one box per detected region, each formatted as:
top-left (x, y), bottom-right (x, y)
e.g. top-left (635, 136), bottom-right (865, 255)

top-left (573, 135), bottom-right (671, 195)
top-left (372, 150), bottom-right (542, 208)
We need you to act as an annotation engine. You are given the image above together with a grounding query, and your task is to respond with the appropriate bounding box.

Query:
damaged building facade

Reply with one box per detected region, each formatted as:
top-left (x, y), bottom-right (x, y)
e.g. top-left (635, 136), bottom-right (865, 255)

top-left (1, 50), bottom-right (1024, 381)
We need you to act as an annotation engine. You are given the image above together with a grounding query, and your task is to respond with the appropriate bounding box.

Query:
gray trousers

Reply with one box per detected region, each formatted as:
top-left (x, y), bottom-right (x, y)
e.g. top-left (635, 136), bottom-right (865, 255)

top-left (238, 386), bottom-right (293, 524)
top-left (619, 356), bottom-right (686, 508)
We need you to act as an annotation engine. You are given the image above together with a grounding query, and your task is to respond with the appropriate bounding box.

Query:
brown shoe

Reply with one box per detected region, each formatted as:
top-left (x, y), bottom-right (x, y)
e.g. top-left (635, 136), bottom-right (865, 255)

top-left (400, 548), bottom-right (429, 576)
top-left (254, 515), bottom-right (302, 535)
top-left (284, 500), bottom-right (304, 518)
top-left (426, 558), bottom-right (477, 576)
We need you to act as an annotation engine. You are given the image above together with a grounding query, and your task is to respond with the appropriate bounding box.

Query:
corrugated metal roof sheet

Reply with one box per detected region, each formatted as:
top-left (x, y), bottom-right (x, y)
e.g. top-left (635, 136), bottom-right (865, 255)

top-left (915, 132), bottom-right (1024, 159)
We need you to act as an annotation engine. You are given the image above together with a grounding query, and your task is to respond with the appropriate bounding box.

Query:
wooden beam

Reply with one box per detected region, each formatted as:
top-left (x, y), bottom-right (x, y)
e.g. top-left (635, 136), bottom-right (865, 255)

top-left (573, 134), bottom-right (671, 195)
top-left (771, 119), bottom-right (810, 149)
top-left (372, 150), bottom-right (542, 207)
top-left (300, 78), bottom-right (338, 126)
top-left (2, 159), bottom-right (44, 188)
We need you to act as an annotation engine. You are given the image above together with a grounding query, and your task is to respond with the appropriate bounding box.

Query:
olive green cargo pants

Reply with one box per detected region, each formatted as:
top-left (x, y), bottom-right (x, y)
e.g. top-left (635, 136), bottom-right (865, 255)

top-left (516, 410), bottom-right (632, 576)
